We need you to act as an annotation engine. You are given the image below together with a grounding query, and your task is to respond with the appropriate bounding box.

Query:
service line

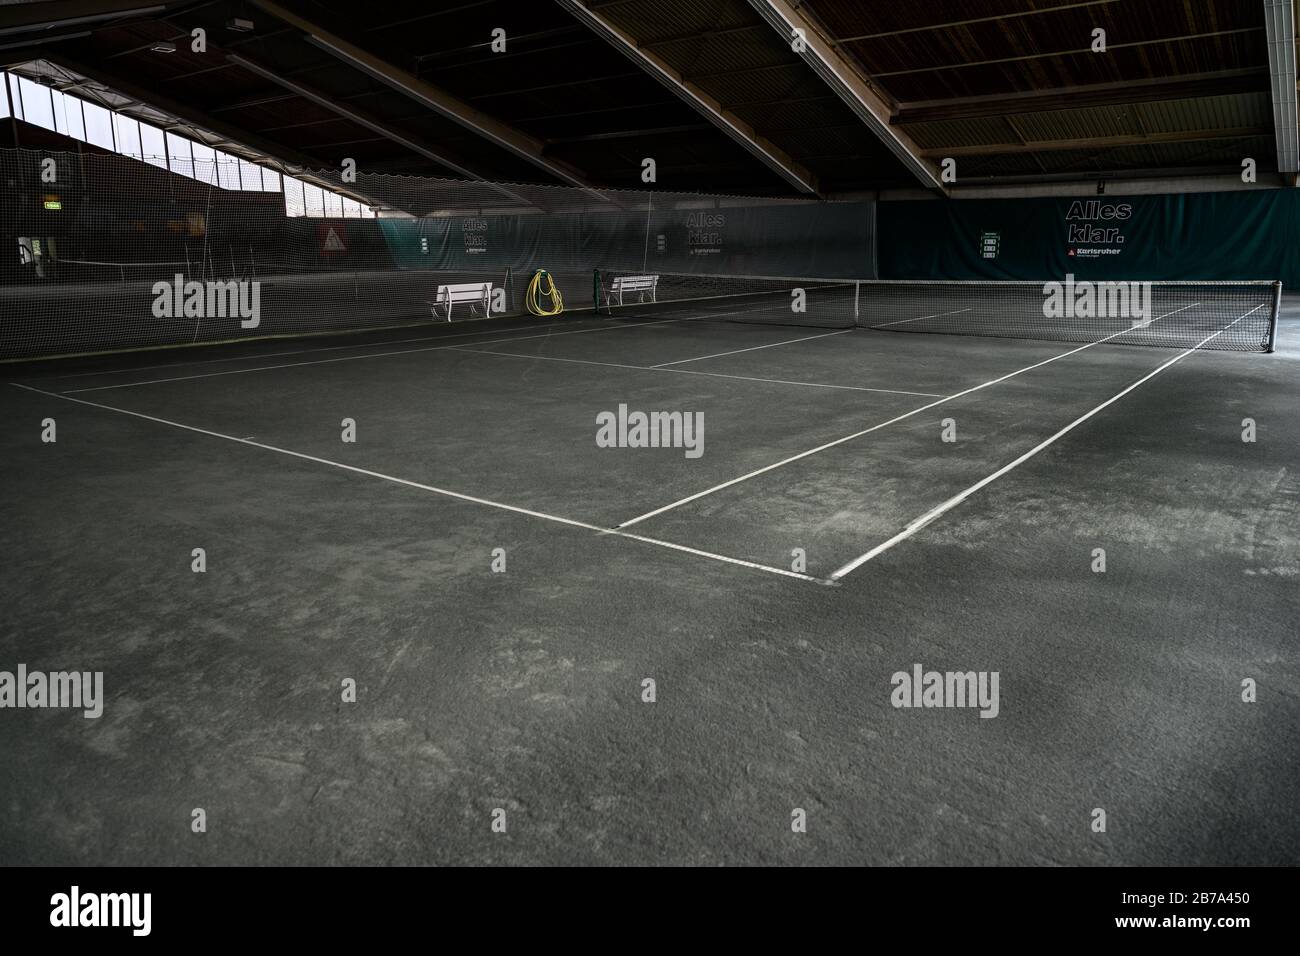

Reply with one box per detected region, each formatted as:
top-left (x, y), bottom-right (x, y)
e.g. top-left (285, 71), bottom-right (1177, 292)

top-left (12, 383), bottom-right (832, 585)
top-left (829, 307), bottom-right (1261, 579)
top-left (616, 303), bottom-right (1203, 529)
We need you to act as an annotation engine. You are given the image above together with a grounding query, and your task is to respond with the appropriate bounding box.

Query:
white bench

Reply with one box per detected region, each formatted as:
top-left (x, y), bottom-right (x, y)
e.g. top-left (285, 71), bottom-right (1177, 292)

top-left (605, 274), bottom-right (658, 307)
top-left (429, 282), bottom-right (492, 321)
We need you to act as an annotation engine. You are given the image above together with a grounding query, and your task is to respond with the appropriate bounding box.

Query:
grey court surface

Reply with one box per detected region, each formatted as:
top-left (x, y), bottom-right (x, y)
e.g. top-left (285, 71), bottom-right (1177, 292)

top-left (2, 300), bottom-right (1297, 866)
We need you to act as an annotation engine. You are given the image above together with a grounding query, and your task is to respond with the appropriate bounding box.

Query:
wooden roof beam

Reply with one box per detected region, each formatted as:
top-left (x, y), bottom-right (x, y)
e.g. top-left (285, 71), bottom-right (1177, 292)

top-left (893, 70), bottom-right (1271, 125)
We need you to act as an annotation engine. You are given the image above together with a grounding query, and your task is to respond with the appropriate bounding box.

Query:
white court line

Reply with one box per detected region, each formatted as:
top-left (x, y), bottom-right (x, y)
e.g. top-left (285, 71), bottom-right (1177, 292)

top-left (872, 307), bottom-right (972, 329)
top-left (55, 301), bottom-right (786, 384)
top-left (447, 346), bottom-right (944, 398)
top-left (54, 318), bottom-right (595, 379)
top-left (830, 306), bottom-right (1263, 580)
top-left (650, 329), bottom-right (852, 367)
top-left (11, 383), bottom-right (830, 585)
top-left (606, 305), bottom-right (780, 325)
top-left (61, 313), bottom-right (702, 394)
top-left (615, 302), bottom-right (1204, 529)
top-left (447, 347), bottom-right (645, 372)
top-left (661, 366), bottom-right (943, 398)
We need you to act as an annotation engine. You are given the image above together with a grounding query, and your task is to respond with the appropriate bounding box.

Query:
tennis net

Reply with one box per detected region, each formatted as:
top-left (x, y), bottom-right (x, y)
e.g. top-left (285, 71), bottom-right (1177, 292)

top-left (594, 271), bottom-right (1281, 353)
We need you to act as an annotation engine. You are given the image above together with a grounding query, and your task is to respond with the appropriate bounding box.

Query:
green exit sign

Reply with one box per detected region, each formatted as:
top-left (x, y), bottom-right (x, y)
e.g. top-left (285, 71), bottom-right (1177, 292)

top-left (43, 199), bottom-right (62, 210)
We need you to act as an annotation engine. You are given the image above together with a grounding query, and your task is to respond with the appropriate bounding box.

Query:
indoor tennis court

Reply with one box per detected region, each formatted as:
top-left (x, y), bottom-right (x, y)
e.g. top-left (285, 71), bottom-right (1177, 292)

top-left (1, 0), bottom-right (1297, 876)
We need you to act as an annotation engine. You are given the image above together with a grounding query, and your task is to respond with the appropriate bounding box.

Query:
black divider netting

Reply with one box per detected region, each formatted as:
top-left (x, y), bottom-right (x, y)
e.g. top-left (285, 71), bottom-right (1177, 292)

top-left (0, 146), bottom-right (875, 360)
top-left (0, 150), bottom-right (521, 358)
top-left (594, 271), bottom-right (1280, 352)
top-left (596, 271), bottom-right (860, 327)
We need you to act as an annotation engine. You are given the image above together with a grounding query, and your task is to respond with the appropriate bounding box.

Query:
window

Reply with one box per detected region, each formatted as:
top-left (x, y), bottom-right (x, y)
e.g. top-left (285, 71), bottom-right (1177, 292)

top-left (19, 77), bottom-right (54, 129)
top-left (83, 101), bottom-right (114, 149)
top-left (166, 132), bottom-right (193, 178)
top-left (7, 74), bottom-right (23, 120)
top-left (303, 182), bottom-right (324, 216)
top-left (49, 88), bottom-right (69, 135)
top-left (139, 122), bottom-right (167, 169)
top-left (238, 158), bottom-right (263, 191)
top-left (112, 113), bottom-right (142, 160)
top-left (190, 142), bottom-right (217, 185)
top-left (0, 70), bottom-right (361, 224)
top-left (51, 89), bottom-right (85, 140)
top-left (215, 150), bottom-right (241, 190)
top-left (283, 177), bottom-right (305, 217)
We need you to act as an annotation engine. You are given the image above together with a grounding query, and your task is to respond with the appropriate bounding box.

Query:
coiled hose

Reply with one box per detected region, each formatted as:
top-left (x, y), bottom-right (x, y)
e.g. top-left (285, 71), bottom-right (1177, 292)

top-left (526, 270), bottom-right (564, 316)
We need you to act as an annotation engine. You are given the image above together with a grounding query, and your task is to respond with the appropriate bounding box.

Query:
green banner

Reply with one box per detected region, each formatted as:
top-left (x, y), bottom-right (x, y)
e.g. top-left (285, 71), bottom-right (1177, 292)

top-left (379, 201), bottom-right (876, 278)
top-left (879, 190), bottom-right (1299, 288)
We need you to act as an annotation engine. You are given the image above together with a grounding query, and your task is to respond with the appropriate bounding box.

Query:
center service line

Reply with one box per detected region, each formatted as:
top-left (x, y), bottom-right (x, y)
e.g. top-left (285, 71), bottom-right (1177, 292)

top-left (615, 302), bottom-right (1203, 529)
top-left (446, 346), bottom-right (943, 397)
top-left (830, 307), bottom-right (1261, 579)
top-left (650, 328), bottom-right (853, 367)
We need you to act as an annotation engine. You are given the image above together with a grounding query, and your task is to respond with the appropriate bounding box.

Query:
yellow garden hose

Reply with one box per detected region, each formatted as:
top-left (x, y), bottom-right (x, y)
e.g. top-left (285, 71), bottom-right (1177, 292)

top-left (526, 269), bottom-right (564, 316)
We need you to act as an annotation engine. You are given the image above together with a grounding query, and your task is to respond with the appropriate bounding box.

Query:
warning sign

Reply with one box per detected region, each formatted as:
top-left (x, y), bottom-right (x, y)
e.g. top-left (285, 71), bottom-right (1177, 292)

top-left (979, 231), bottom-right (1000, 260)
top-left (317, 223), bottom-right (348, 256)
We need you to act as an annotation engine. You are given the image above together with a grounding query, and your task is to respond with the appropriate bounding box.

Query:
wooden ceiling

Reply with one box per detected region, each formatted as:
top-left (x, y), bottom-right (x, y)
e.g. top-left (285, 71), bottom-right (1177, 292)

top-left (0, 0), bottom-right (1286, 194)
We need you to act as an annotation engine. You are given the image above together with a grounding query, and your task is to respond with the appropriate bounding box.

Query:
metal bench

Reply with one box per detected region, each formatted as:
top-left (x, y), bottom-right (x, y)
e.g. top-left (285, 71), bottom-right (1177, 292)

top-left (429, 282), bottom-right (492, 321)
top-left (605, 274), bottom-right (658, 307)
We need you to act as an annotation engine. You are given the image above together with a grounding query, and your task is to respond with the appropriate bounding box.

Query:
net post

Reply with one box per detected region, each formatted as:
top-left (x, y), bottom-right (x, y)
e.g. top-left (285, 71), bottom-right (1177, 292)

top-left (1267, 280), bottom-right (1282, 353)
top-left (592, 269), bottom-right (600, 315)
